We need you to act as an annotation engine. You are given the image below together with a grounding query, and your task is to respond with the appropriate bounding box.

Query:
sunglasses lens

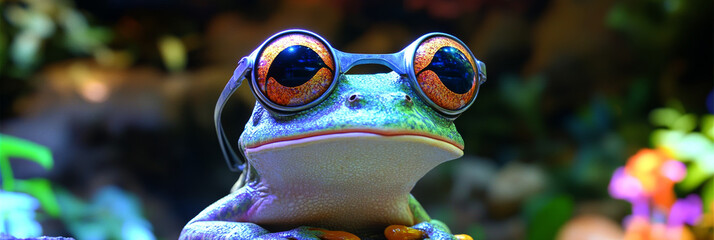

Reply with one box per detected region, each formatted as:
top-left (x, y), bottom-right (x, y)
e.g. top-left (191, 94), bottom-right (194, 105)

top-left (413, 36), bottom-right (478, 112)
top-left (256, 33), bottom-right (335, 107)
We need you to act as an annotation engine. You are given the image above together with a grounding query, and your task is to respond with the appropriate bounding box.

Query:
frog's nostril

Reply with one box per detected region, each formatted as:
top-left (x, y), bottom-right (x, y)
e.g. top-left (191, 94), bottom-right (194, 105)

top-left (400, 93), bottom-right (414, 108)
top-left (348, 94), bottom-right (359, 103)
top-left (346, 93), bottom-right (364, 108)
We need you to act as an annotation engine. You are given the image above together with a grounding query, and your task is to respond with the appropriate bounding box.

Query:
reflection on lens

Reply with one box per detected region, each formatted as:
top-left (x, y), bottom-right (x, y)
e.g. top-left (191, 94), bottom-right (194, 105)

top-left (419, 46), bottom-right (474, 94)
top-left (413, 36), bottom-right (478, 111)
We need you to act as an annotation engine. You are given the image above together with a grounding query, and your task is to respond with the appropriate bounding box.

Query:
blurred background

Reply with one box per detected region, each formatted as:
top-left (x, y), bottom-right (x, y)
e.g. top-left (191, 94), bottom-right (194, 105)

top-left (0, 0), bottom-right (712, 239)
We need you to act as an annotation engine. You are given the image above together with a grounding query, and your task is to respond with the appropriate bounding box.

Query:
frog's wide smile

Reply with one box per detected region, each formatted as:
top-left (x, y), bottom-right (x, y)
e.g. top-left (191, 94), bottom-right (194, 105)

top-left (243, 129), bottom-right (464, 151)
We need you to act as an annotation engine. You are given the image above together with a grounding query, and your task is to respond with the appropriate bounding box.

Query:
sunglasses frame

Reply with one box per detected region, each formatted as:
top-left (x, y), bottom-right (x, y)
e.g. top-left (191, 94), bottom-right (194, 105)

top-left (215, 29), bottom-right (487, 171)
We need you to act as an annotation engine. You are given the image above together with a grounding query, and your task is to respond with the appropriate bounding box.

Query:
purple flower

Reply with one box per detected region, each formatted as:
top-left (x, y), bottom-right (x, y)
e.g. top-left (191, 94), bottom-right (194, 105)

top-left (609, 167), bottom-right (645, 201)
top-left (668, 194), bottom-right (702, 227)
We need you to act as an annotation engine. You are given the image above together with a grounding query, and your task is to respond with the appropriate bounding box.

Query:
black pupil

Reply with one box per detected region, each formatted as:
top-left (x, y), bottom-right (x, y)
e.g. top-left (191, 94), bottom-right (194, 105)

top-left (420, 46), bottom-right (474, 94)
top-left (266, 45), bottom-right (330, 87)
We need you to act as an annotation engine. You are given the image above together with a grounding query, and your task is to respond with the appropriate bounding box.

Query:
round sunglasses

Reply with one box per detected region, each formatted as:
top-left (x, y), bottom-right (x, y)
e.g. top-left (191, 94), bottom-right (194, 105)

top-left (215, 29), bottom-right (487, 171)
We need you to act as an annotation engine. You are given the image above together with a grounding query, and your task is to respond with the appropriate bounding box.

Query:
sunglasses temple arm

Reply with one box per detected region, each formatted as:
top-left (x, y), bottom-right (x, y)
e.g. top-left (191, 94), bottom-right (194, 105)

top-left (214, 57), bottom-right (251, 172)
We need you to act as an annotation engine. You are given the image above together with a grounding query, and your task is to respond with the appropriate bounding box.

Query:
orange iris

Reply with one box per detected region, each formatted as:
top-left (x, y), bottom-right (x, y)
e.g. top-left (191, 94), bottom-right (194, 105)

top-left (413, 36), bottom-right (477, 111)
top-left (256, 33), bottom-right (335, 107)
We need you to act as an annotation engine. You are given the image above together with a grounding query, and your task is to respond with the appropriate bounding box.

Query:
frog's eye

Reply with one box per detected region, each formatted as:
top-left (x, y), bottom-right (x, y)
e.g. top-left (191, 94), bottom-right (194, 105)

top-left (256, 33), bottom-right (335, 107)
top-left (413, 36), bottom-right (478, 111)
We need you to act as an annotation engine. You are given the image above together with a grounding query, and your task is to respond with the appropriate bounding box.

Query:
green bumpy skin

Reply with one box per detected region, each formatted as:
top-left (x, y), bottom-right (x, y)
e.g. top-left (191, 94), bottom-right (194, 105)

top-left (239, 71), bottom-right (464, 150)
top-left (181, 72), bottom-right (465, 240)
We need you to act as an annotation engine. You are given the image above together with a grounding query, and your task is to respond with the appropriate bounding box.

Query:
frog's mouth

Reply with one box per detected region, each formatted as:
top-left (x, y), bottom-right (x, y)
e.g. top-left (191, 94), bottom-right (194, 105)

top-left (243, 129), bottom-right (464, 151)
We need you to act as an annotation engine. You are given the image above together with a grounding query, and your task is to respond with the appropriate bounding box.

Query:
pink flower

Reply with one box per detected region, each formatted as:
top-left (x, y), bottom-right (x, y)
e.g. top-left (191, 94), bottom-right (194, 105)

top-left (609, 167), bottom-right (645, 201)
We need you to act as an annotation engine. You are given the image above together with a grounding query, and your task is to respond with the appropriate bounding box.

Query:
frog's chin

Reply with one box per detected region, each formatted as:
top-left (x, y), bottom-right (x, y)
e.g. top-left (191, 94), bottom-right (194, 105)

top-left (243, 131), bottom-right (463, 192)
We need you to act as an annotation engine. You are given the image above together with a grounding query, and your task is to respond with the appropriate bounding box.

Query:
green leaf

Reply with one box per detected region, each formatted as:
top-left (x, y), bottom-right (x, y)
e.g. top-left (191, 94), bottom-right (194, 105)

top-left (0, 134), bottom-right (53, 170)
top-left (14, 179), bottom-right (60, 217)
top-left (677, 162), bottom-right (710, 192)
top-left (0, 134), bottom-right (54, 192)
top-left (0, 134), bottom-right (59, 216)
top-left (702, 115), bottom-right (714, 140)
top-left (672, 114), bottom-right (697, 132)
top-left (158, 35), bottom-right (187, 72)
top-left (649, 108), bottom-right (681, 128)
top-left (703, 179), bottom-right (713, 213)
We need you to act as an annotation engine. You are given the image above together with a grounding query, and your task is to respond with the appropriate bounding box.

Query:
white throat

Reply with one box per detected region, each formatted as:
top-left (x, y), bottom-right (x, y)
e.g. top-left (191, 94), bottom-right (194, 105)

top-left (242, 132), bottom-right (462, 232)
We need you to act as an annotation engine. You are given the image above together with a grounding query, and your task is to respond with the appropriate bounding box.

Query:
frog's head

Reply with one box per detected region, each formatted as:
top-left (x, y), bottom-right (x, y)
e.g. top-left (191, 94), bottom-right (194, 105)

top-left (217, 29), bottom-right (485, 192)
top-left (240, 71), bottom-right (464, 152)
top-left (239, 72), bottom-right (468, 191)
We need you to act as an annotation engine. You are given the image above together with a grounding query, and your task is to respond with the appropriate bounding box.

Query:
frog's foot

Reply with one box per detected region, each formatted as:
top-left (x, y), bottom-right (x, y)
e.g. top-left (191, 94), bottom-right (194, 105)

top-left (384, 224), bottom-right (473, 240)
top-left (384, 225), bottom-right (424, 240)
top-left (455, 234), bottom-right (473, 240)
top-left (254, 226), bottom-right (360, 240)
top-left (310, 227), bottom-right (361, 240)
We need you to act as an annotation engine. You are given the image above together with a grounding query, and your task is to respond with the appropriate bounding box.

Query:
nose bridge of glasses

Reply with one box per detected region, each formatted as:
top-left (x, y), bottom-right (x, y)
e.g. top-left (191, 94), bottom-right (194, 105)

top-left (333, 50), bottom-right (408, 75)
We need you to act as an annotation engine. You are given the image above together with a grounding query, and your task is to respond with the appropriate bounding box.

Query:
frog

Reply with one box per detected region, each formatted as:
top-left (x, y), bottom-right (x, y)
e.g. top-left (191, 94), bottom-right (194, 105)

top-left (180, 30), bottom-right (485, 240)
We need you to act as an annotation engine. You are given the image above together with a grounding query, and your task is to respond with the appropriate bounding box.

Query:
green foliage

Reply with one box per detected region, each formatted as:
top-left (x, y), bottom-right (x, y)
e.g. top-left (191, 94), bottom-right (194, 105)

top-left (679, 162), bottom-right (711, 192)
top-left (158, 36), bottom-right (187, 72)
top-left (2, 0), bottom-right (112, 77)
top-left (702, 115), bottom-right (714, 140)
top-left (703, 179), bottom-right (713, 213)
top-left (647, 104), bottom-right (714, 211)
top-left (14, 179), bottom-right (59, 217)
top-left (0, 134), bottom-right (59, 217)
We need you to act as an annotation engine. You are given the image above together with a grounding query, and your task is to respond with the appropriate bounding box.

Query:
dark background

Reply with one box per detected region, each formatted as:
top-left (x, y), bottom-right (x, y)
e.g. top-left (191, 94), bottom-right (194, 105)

top-left (1, 0), bottom-right (712, 239)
